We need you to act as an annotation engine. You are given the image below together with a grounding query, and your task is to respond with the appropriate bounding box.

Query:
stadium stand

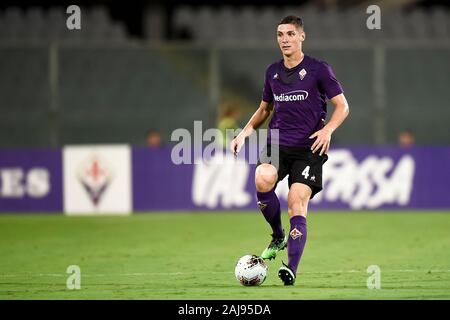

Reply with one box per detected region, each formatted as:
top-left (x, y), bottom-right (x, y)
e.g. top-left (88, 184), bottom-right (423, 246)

top-left (0, 4), bottom-right (449, 146)
top-left (1, 5), bottom-right (449, 43)
top-left (170, 5), bottom-right (450, 43)
top-left (0, 6), bottom-right (127, 43)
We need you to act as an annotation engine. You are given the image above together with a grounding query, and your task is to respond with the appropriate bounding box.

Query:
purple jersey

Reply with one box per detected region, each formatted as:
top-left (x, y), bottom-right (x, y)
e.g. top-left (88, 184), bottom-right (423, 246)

top-left (262, 55), bottom-right (343, 148)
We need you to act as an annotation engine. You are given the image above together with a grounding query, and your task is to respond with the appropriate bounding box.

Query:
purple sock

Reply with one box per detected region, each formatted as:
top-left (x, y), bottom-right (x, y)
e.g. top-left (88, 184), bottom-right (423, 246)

top-left (287, 215), bottom-right (307, 275)
top-left (256, 190), bottom-right (284, 239)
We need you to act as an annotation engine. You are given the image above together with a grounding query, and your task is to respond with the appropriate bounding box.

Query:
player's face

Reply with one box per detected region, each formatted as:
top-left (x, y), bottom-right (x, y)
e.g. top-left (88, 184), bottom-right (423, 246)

top-left (277, 24), bottom-right (304, 57)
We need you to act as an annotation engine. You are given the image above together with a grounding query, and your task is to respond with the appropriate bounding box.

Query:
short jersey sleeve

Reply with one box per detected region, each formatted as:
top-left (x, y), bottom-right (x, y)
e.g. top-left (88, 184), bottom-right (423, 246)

top-left (262, 67), bottom-right (273, 103)
top-left (318, 62), bottom-right (344, 100)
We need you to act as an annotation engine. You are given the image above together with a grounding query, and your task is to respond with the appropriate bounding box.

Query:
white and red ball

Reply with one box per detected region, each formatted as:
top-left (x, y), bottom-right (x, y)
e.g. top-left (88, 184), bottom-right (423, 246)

top-left (234, 255), bottom-right (268, 286)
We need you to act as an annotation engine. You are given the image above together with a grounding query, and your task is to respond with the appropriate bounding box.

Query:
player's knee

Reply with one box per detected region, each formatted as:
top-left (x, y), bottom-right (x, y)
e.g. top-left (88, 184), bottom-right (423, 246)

top-left (287, 191), bottom-right (310, 217)
top-left (288, 202), bottom-right (308, 218)
top-left (255, 164), bottom-right (278, 192)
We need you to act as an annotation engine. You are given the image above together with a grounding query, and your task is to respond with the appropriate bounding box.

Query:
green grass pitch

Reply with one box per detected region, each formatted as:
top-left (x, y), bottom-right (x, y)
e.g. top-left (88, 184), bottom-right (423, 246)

top-left (0, 211), bottom-right (449, 300)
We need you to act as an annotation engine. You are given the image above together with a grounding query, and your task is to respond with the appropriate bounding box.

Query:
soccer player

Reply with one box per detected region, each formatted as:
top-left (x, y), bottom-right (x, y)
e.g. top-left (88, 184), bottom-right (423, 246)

top-left (230, 16), bottom-right (349, 285)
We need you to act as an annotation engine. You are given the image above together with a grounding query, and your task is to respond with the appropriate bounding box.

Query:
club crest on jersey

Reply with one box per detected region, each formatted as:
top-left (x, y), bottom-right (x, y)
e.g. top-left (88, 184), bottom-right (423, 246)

top-left (273, 73), bottom-right (278, 79)
top-left (290, 228), bottom-right (303, 240)
top-left (299, 68), bottom-right (307, 80)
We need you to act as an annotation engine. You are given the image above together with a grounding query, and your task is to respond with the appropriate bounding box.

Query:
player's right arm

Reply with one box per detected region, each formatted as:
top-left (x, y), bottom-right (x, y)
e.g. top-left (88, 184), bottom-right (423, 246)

top-left (230, 100), bottom-right (273, 155)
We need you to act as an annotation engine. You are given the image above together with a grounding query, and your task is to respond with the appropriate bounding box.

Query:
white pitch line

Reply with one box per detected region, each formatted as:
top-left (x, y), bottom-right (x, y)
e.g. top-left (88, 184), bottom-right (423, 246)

top-left (0, 270), bottom-right (450, 278)
top-left (1, 288), bottom-right (450, 294)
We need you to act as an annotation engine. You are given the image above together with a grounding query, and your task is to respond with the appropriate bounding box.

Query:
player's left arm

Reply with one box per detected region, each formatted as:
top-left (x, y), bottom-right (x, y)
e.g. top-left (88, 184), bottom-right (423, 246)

top-left (310, 93), bottom-right (350, 156)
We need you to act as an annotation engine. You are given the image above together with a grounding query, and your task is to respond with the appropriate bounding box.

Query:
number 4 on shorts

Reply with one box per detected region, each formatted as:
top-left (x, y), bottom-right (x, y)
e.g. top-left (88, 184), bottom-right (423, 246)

top-left (302, 166), bottom-right (310, 179)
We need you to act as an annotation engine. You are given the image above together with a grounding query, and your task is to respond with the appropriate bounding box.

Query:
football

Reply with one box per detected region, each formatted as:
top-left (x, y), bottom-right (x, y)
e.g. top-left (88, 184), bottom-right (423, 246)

top-left (234, 254), bottom-right (268, 286)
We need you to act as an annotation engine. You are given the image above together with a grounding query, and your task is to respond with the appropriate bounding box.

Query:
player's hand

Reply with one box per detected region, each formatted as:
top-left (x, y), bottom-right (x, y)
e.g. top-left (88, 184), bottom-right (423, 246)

top-left (230, 135), bottom-right (245, 157)
top-left (309, 127), bottom-right (332, 156)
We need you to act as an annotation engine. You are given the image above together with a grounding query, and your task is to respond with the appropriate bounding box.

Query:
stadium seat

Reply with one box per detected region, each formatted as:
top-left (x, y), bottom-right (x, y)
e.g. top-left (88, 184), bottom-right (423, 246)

top-left (194, 6), bottom-right (216, 43)
top-left (45, 6), bottom-right (66, 41)
top-left (429, 7), bottom-right (450, 39)
top-left (406, 9), bottom-right (429, 40)
top-left (23, 7), bottom-right (45, 41)
top-left (298, 6), bottom-right (321, 41)
top-left (256, 7), bottom-right (279, 41)
top-left (84, 6), bottom-right (111, 41)
top-left (341, 8), bottom-right (368, 41)
top-left (383, 11), bottom-right (408, 40)
top-left (235, 6), bottom-right (258, 42)
top-left (216, 6), bottom-right (238, 44)
top-left (1, 7), bottom-right (23, 41)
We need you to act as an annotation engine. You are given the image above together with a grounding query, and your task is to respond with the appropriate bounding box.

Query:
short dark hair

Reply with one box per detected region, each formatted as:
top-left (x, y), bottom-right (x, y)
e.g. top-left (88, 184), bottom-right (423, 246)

top-left (278, 15), bottom-right (304, 30)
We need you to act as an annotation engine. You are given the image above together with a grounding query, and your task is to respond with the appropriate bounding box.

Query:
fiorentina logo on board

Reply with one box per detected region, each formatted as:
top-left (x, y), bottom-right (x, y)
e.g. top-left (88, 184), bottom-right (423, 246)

top-left (77, 154), bottom-right (114, 206)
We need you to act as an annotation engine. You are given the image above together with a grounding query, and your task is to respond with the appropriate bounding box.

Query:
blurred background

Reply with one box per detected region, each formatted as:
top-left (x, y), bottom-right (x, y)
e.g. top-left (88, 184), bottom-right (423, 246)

top-left (1, 1), bottom-right (449, 300)
top-left (0, 0), bottom-right (449, 148)
top-left (0, 0), bottom-right (450, 214)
